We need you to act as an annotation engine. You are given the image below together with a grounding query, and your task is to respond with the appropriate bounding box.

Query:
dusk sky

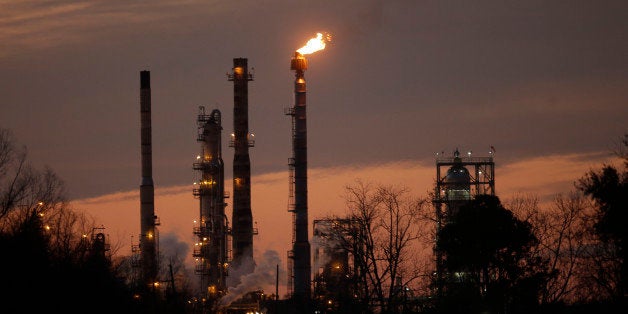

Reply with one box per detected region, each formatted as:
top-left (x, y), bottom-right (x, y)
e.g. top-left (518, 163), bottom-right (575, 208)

top-left (1, 0), bottom-right (627, 292)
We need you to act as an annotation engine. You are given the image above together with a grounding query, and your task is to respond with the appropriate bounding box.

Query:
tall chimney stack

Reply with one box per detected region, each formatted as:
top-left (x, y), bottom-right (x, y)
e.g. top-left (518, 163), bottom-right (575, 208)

top-left (140, 70), bottom-right (157, 288)
top-left (289, 52), bottom-right (311, 301)
top-left (229, 58), bottom-right (255, 277)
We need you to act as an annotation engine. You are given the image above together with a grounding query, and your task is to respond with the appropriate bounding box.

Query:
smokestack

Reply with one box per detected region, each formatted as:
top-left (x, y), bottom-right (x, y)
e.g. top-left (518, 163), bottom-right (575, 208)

top-left (229, 58), bottom-right (255, 277)
top-left (289, 52), bottom-right (311, 301)
top-left (193, 107), bottom-right (229, 296)
top-left (140, 70), bottom-right (158, 288)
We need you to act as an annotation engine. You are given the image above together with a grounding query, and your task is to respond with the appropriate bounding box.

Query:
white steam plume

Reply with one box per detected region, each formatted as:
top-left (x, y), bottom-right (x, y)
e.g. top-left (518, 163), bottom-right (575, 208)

top-left (220, 250), bottom-right (283, 307)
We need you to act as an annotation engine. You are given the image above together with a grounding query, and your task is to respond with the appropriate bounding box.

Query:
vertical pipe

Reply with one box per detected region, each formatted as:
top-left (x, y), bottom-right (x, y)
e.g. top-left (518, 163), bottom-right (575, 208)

top-left (290, 52), bottom-right (311, 301)
top-left (276, 264), bottom-right (280, 301)
top-left (230, 58), bottom-right (254, 276)
top-left (140, 70), bottom-right (157, 288)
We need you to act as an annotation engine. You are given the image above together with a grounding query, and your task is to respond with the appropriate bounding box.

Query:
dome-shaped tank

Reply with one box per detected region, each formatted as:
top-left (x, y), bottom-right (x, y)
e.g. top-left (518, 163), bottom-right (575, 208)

top-left (444, 165), bottom-right (470, 186)
top-left (443, 149), bottom-right (471, 200)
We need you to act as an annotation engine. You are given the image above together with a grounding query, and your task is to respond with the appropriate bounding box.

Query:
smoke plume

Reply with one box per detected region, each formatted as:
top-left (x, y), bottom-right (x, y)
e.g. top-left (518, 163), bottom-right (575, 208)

top-left (159, 231), bottom-right (190, 259)
top-left (220, 250), bottom-right (283, 307)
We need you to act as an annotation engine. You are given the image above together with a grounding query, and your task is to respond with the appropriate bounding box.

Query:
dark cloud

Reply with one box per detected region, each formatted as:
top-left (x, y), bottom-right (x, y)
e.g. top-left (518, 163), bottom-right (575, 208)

top-left (1, 0), bottom-right (626, 198)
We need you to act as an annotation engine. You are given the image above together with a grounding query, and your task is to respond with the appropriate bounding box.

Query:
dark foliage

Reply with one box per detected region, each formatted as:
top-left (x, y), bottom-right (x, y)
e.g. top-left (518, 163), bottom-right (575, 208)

top-left (436, 195), bottom-right (546, 313)
top-left (578, 135), bottom-right (628, 299)
top-left (0, 215), bottom-right (137, 314)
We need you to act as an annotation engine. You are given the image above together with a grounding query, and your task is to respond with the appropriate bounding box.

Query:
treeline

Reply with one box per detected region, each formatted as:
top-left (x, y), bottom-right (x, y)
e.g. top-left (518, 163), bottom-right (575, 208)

top-left (0, 129), bottom-right (191, 313)
top-left (0, 129), bottom-right (134, 312)
top-left (315, 135), bottom-right (627, 314)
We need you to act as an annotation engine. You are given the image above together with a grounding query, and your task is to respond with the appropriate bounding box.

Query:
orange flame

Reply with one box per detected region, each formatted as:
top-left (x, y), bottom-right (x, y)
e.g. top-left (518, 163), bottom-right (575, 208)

top-left (296, 32), bottom-right (331, 55)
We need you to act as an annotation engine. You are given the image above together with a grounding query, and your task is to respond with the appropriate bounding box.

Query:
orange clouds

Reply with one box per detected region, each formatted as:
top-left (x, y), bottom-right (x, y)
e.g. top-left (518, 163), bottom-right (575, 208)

top-left (76, 152), bottom-right (621, 254)
top-left (73, 152), bottom-right (620, 294)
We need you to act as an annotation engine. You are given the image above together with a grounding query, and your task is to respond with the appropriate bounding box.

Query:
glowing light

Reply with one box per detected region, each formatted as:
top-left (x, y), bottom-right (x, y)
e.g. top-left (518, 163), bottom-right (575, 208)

top-left (296, 32), bottom-right (331, 55)
top-left (200, 179), bottom-right (215, 186)
top-left (44, 225), bottom-right (50, 230)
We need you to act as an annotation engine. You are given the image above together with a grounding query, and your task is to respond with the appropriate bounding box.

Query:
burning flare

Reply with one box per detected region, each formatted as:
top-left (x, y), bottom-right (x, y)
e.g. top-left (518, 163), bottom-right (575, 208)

top-left (296, 32), bottom-right (331, 55)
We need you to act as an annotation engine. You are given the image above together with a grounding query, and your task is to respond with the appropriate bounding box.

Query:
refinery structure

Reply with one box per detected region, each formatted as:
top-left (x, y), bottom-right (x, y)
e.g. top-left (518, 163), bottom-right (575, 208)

top-left (138, 70), bottom-right (160, 291)
top-left (193, 107), bottom-right (229, 299)
top-left (189, 57), bottom-right (258, 311)
top-left (228, 58), bottom-right (256, 277)
top-left (130, 33), bottom-right (502, 313)
top-left (131, 34), bottom-right (343, 312)
top-left (432, 149), bottom-right (495, 296)
top-left (307, 149), bottom-right (497, 312)
top-left (284, 33), bottom-right (331, 305)
top-left (285, 51), bottom-right (312, 302)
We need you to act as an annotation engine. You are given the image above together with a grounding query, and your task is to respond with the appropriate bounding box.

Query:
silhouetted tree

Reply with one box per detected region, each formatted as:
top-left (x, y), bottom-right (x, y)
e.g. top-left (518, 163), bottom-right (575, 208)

top-left (322, 181), bottom-right (430, 314)
top-left (436, 195), bottom-right (546, 314)
top-left (577, 134), bottom-right (628, 301)
top-left (509, 193), bottom-right (601, 304)
top-left (0, 128), bottom-right (138, 313)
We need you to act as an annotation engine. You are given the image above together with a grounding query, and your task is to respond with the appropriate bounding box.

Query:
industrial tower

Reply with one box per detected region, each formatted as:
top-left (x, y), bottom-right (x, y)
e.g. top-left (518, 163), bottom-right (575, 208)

top-left (312, 219), bottom-right (354, 310)
top-left (193, 107), bottom-right (229, 298)
top-left (285, 52), bottom-right (312, 301)
top-left (432, 148), bottom-right (495, 295)
top-left (228, 58), bottom-right (256, 277)
top-left (139, 70), bottom-right (159, 289)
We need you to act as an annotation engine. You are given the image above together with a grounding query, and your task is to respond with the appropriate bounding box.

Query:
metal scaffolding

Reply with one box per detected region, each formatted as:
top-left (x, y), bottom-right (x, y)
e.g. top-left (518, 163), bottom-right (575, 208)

top-left (193, 107), bottom-right (230, 302)
top-left (432, 148), bottom-right (495, 296)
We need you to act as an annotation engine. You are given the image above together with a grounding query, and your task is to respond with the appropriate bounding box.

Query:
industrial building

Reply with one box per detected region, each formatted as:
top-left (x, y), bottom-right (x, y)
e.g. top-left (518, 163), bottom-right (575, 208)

top-left (193, 107), bottom-right (230, 302)
top-left (432, 148), bottom-right (495, 296)
top-left (312, 219), bottom-right (355, 312)
top-left (188, 58), bottom-right (259, 312)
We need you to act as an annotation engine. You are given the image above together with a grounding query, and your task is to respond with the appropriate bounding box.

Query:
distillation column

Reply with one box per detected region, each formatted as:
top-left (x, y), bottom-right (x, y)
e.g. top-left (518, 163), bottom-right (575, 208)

top-left (289, 52), bottom-right (311, 301)
top-left (139, 70), bottom-right (158, 288)
top-left (229, 58), bottom-right (255, 276)
top-left (193, 108), bottom-right (229, 296)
